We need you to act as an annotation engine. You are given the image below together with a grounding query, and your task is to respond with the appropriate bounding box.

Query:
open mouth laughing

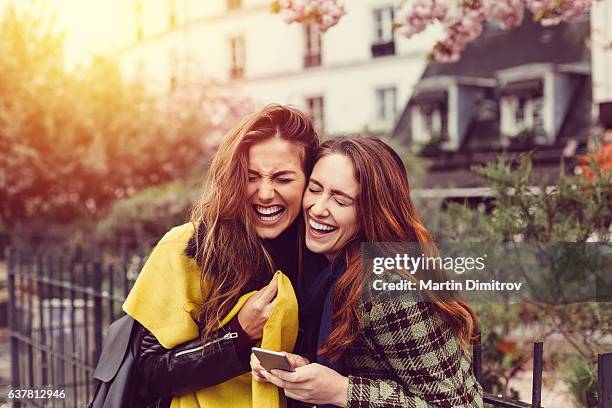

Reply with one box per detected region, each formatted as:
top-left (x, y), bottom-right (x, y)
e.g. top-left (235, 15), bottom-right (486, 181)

top-left (308, 217), bottom-right (338, 235)
top-left (253, 204), bottom-right (286, 225)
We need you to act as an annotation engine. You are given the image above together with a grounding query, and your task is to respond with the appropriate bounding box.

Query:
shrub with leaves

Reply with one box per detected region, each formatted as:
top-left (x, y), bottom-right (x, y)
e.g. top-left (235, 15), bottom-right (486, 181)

top-left (420, 152), bottom-right (611, 404)
top-left (95, 180), bottom-right (202, 248)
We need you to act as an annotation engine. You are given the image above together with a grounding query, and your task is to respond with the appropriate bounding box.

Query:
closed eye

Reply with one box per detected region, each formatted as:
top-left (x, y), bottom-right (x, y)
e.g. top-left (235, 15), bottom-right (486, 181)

top-left (334, 197), bottom-right (351, 206)
top-left (276, 178), bottom-right (294, 184)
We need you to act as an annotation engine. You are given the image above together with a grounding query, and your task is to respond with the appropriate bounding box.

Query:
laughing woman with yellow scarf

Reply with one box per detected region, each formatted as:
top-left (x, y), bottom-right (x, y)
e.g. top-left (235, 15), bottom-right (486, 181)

top-left (122, 105), bottom-right (327, 408)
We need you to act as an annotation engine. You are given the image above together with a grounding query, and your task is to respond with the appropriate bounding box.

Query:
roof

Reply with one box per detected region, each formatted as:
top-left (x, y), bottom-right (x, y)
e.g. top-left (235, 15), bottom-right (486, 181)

top-left (393, 14), bottom-right (593, 193)
top-left (420, 15), bottom-right (590, 81)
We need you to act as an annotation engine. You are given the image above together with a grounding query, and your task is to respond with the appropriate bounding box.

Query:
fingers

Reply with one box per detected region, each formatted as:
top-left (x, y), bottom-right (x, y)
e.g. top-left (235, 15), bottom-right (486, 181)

top-left (284, 353), bottom-right (309, 369)
top-left (250, 353), bottom-right (269, 383)
top-left (261, 370), bottom-right (287, 389)
top-left (262, 298), bottom-right (275, 315)
top-left (253, 370), bottom-right (268, 383)
top-left (259, 275), bottom-right (278, 304)
top-left (270, 369), bottom-right (307, 383)
top-left (259, 366), bottom-right (305, 388)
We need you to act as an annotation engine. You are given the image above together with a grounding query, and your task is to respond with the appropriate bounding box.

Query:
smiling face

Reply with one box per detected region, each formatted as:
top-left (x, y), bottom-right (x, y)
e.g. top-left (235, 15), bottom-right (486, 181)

top-left (303, 153), bottom-right (360, 260)
top-left (247, 137), bottom-right (306, 239)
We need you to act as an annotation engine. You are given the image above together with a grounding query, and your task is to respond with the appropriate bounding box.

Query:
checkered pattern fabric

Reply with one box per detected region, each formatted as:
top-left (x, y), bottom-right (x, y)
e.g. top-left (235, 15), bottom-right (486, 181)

top-left (342, 297), bottom-right (483, 407)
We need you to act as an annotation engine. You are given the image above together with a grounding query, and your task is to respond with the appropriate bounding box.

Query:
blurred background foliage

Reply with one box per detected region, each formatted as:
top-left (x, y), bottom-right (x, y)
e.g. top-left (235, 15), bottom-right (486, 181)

top-left (96, 179), bottom-right (201, 245)
top-left (0, 7), bottom-right (219, 237)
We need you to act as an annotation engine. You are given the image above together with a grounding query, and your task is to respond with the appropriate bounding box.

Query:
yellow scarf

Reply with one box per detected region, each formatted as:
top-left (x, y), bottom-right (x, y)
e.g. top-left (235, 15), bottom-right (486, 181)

top-left (123, 223), bottom-right (298, 408)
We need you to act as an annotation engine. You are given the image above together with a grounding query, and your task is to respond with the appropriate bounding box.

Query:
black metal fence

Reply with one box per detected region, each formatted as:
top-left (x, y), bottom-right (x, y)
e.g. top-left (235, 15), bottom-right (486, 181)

top-left (5, 245), bottom-right (144, 407)
top-left (474, 341), bottom-right (547, 408)
top-left (5, 245), bottom-right (612, 407)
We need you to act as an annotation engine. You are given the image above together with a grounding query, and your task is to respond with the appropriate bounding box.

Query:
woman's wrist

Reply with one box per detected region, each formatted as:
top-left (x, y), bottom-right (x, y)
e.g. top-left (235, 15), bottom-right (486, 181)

top-left (229, 315), bottom-right (255, 349)
top-left (333, 374), bottom-right (349, 407)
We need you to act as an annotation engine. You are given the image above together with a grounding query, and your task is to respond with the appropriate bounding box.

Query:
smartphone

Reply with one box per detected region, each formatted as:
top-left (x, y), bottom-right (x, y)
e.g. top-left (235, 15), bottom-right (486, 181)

top-left (251, 347), bottom-right (295, 372)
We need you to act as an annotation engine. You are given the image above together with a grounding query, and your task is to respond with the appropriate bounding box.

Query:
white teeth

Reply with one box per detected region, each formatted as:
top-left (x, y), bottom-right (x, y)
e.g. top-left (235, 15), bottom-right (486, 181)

top-left (255, 205), bottom-right (284, 216)
top-left (309, 218), bottom-right (337, 232)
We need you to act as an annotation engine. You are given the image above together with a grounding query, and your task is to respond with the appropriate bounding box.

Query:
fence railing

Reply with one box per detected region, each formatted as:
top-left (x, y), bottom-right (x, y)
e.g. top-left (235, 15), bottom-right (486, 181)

top-left (5, 245), bottom-right (612, 408)
top-left (473, 341), bottom-right (547, 408)
top-left (6, 246), bottom-right (143, 407)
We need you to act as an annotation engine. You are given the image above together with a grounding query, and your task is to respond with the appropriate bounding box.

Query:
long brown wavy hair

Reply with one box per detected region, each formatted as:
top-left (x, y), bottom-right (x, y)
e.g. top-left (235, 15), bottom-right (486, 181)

top-left (190, 104), bottom-right (318, 342)
top-left (316, 136), bottom-right (479, 361)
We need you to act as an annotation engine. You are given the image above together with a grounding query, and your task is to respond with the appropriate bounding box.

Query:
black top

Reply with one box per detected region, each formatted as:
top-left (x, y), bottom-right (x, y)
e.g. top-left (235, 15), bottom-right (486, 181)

top-left (260, 216), bottom-right (330, 360)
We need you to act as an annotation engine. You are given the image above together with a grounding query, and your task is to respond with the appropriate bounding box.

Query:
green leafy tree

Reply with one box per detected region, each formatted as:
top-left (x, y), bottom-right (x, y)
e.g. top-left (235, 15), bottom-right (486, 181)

top-left (0, 7), bottom-right (217, 234)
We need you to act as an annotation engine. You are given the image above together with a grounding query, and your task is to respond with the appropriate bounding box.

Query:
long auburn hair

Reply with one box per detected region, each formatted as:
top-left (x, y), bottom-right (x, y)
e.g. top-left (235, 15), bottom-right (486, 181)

top-left (316, 136), bottom-right (479, 361)
top-left (190, 104), bottom-right (318, 342)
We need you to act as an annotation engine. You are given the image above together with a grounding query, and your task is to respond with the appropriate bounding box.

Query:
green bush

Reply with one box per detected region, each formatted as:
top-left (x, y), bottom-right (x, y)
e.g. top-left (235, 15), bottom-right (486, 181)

top-left (420, 153), bottom-right (611, 404)
top-left (96, 179), bottom-right (202, 246)
top-left (564, 357), bottom-right (598, 407)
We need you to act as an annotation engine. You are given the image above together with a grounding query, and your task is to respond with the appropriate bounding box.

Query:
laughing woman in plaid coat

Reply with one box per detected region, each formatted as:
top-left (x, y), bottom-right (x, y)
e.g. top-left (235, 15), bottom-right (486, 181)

top-left (252, 136), bottom-right (484, 407)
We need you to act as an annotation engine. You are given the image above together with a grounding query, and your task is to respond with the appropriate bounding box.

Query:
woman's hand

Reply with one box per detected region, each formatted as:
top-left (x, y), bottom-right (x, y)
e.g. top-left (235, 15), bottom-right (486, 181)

top-left (262, 363), bottom-right (349, 407)
top-left (238, 276), bottom-right (278, 340)
top-left (250, 352), bottom-right (309, 383)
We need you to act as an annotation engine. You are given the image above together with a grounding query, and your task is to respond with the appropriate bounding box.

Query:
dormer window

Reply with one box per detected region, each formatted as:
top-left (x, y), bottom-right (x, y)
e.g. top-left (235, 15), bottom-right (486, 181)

top-left (500, 78), bottom-right (546, 143)
top-left (408, 77), bottom-right (494, 153)
top-left (503, 94), bottom-right (545, 139)
top-left (410, 93), bottom-right (449, 149)
top-left (421, 101), bottom-right (449, 142)
top-left (497, 65), bottom-right (585, 145)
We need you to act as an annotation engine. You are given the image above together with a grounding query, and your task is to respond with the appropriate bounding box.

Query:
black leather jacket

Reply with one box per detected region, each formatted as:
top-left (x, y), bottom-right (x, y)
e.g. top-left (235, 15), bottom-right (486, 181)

top-left (135, 319), bottom-right (250, 407)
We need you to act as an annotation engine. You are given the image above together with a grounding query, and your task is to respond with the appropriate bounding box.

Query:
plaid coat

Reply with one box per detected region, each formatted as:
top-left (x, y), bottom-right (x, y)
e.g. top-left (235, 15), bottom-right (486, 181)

top-left (340, 295), bottom-right (483, 408)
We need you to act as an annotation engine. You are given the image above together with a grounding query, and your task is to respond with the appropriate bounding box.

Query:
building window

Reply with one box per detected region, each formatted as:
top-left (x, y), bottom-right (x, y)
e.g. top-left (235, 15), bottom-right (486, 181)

top-left (422, 102), bottom-right (449, 142)
top-left (501, 94), bottom-right (545, 140)
top-left (227, 0), bottom-right (241, 10)
top-left (376, 87), bottom-right (397, 122)
top-left (304, 24), bottom-right (322, 68)
top-left (372, 7), bottom-right (395, 57)
top-left (306, 96), bottom-right (325, 133)
top-left (599, 101), bottom-right (612, 129)
top-left (411, 100), bottom-right (449, 146)
top-left (229, 36), bottom-right (245, 80)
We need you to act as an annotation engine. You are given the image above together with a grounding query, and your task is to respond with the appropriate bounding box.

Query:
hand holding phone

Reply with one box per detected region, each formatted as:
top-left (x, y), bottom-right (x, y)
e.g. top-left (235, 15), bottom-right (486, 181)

top-left (251, 347), bottom-right (295, 372)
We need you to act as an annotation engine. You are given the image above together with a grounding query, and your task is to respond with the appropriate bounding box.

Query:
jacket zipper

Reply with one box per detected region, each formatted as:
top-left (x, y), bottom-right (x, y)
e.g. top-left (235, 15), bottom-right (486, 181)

top-left (175, 332), bottom-right (238, 357)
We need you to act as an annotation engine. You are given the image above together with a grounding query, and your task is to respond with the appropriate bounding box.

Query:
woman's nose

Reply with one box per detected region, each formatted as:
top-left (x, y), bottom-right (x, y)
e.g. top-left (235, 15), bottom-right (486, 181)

top-left (310, 195), bottom-right (329, 217)
top-left (257, 180), bottom-right (275, 201)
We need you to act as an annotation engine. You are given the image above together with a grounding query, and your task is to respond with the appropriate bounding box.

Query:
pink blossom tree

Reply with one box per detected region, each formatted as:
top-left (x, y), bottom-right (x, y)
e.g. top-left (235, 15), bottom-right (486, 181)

top-left (271, 0), bottom-right (591, 62)
top-left (271, 0), bottom-right (347, 32)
